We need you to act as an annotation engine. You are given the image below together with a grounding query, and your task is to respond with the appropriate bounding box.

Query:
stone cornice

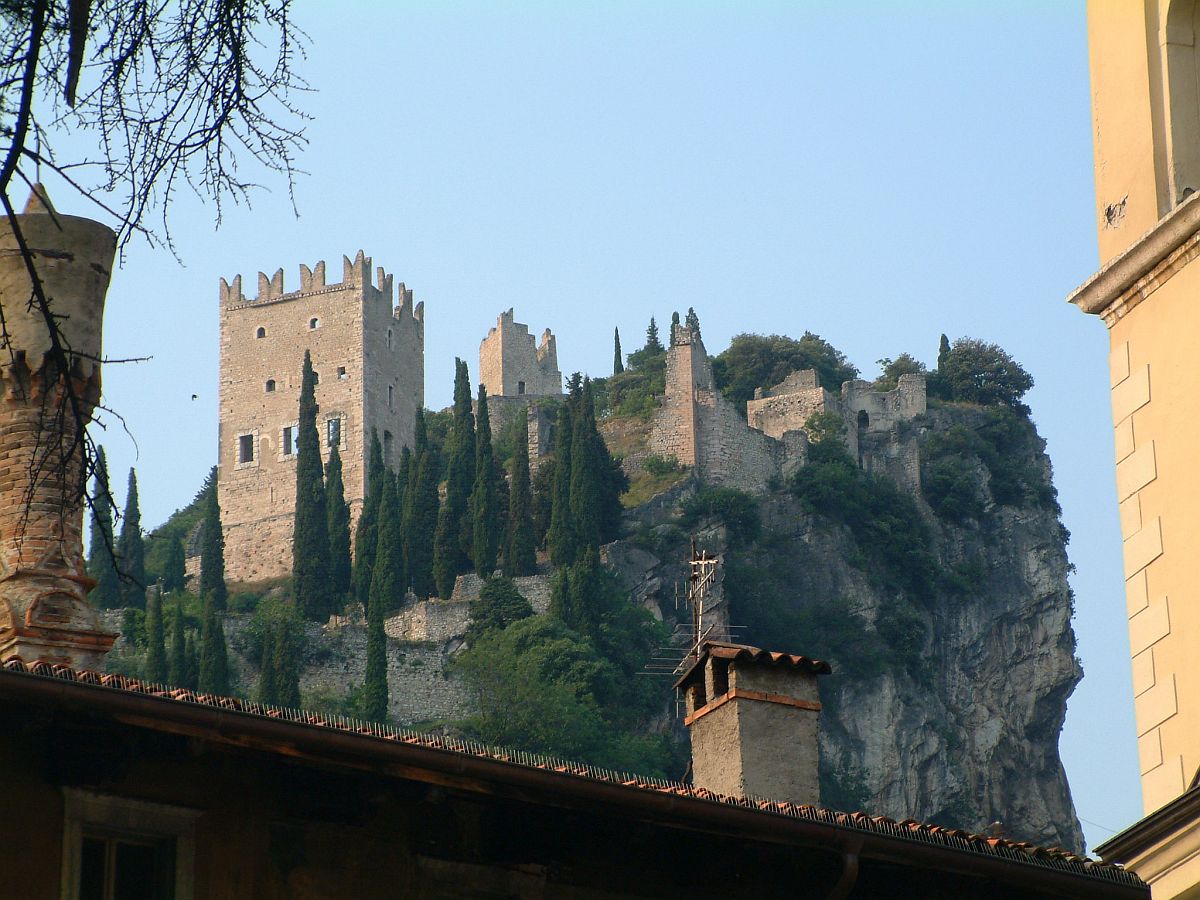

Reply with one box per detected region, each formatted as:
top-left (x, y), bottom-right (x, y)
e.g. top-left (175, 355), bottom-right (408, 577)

top-left (1096, 784), bottom-right (1200, 865)
top-left (1069, 191), bottom-right (1200, 326)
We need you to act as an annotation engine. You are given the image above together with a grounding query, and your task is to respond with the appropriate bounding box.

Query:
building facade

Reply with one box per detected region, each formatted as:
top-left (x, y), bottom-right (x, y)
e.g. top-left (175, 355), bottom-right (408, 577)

top-left (217, 251), bottom-right (423, 583)
top-left (1076, 3), bottom-right (1200, 895)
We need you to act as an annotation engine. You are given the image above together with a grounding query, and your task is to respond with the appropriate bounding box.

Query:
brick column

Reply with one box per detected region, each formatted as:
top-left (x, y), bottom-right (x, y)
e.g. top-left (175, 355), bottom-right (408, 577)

top-left (0, 188), bottom-right (117, 667)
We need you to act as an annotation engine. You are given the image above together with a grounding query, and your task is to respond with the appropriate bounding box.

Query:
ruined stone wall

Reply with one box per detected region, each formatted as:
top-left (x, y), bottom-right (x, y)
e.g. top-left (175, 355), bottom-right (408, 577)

top-left (841, 374), bottom-right (926, 434)
top-left (217, 251), bottom-right (423, 583)
top-left (746, 379), bottom-right (834, 442)
top-left (648, 325), bottom-right (784, 492)
top-left (479, 308), bottom-right (561, 398)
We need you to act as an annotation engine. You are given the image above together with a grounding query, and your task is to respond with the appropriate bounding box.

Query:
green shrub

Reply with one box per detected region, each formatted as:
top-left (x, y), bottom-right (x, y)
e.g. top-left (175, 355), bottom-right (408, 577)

top-left (936, 338), bottom-right (1033, 409)
top-left (642, 453), bottom-right (683, 477)
top-left (792, 440), bottom-right (936, 599)
top-left (712, 332), bottom-right (858, 412)
top-left (680, 488), bottom-right (761, 547)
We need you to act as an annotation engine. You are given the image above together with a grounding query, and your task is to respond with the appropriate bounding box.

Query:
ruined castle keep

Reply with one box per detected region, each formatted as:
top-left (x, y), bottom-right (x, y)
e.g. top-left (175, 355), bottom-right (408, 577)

top-left (649, 324), bottom-right (926, 492)
top-left (479, 308), bottom-right (561, 399)
top-left (217, 251), bottom-right (424, 583)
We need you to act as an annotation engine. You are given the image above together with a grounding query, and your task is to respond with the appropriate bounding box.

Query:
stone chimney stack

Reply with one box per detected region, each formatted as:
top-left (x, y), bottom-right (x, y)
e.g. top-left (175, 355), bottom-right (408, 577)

top-left (0, 187), bottom-right (117, 667)
top-left (675, 641), bottom-right (831, 805)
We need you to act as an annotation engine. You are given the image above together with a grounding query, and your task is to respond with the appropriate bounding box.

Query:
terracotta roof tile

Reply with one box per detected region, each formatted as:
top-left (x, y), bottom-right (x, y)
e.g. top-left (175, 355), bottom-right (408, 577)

top-left (0, 658), bottom-right (1140, 889)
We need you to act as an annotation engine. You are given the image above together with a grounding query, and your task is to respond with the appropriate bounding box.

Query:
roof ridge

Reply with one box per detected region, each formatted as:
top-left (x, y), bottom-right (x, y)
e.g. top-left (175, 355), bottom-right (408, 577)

top-left (0, 658), bottom-right (1138, 885)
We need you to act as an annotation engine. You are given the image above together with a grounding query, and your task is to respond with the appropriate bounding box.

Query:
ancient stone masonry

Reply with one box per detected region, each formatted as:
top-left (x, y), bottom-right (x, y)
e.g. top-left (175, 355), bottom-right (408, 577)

top-left (479, 308), bottom-right (561, 400)
top-left (0, 189), bottom-right (117, 667)
top-left (217, 251), bottom-right (424, 582)
top-left (648, 324), bottom-right (802, 493)
top-left (649, 323), bottom-right (926, 494)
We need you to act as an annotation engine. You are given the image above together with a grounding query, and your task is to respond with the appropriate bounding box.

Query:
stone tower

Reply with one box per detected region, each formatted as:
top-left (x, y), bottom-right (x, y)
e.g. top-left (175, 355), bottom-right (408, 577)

top-left (0, 188), bottom-right (117, 667)
top-left (1078, 1), bottom-right (1200, 891)
top-left (217, 251), bottom-right (424, 583)
top-left (479, 308), bottom-right (561, 399)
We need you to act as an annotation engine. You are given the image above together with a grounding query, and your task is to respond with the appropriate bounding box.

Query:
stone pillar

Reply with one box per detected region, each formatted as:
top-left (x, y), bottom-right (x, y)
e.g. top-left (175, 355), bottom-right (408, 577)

top-left (0, 187), bottom-right (117, 667)
top-left (675, 641), bottom-right (831, 805)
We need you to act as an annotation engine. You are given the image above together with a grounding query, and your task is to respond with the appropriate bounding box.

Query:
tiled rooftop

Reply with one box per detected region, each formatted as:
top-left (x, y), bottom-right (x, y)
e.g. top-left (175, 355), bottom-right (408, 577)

top-left (0, 658), bottom-right (1143, 889)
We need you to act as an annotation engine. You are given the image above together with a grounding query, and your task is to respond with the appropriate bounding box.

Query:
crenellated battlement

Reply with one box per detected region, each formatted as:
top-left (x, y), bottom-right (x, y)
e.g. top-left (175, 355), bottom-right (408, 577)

top-left (217, 249), bottom-right (425, 583)
top-left (218, 250), bottom-right (404, 308)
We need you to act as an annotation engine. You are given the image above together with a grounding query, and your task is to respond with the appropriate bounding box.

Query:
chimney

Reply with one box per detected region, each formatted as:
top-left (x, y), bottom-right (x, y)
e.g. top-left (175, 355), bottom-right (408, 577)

top-left (675, 641), bottom-right (831, 805)
top-left (0, 187), bottom-right (118, 667)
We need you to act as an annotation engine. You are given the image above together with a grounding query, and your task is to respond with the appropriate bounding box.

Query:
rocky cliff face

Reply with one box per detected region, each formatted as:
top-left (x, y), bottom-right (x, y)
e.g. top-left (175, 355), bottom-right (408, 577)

top-left (609, 403), bottom-right (1084, 851)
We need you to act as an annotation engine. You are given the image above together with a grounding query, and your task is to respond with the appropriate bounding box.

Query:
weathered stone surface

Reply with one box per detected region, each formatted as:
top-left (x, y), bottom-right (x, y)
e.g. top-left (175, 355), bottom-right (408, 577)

top-left (217, 251), bottom-right (424, 583)
top-left (479, 308), bottom-right (561, 399)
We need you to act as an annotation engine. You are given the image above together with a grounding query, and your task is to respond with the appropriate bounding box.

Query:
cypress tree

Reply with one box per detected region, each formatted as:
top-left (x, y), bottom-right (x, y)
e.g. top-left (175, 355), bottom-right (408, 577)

top-left (273, 617), bottom-right (301, 708)
top-left (168, 599), bottom-right (186, 686)
top-left (433, 359), bottom-right (476, 598)
top-left (293, 350), bottom-right (332, 621)
top-left (326, 441), bottom-right (352, 605)
top-left (363, 588), bottom-right (389, 723)
top-left (256, 621), bottom-right (278, 704)
top-left (938, 333), bottom-right (951, 368)
top-left (470, 385), bottom-right (500, 576)
top-left (117, 468), bottom-right (146, 608)
top-left (504, 429), bottom-right (537, 577)
top-left (163, 533), bottom-right (186, 594)
top-left (87, 446), bottom-right (121, 608)
top-left (670, 310), bottom-right (680, 330)
top-left (613, 327), bottom-right (624, 374)
top-left (568, 380), bottom-right (603, 553)
top-left (198, 597), bottom-right (229, 695)
top-left (144, 586), bottom-right (167, 682)
top-left (370, 473), bottom-right (405, 614)
top-left (352, 429), bottom-right (386, 609)
top-left (547, 400), bottom-right (576, 566)
top-left (199, 482), bottom-right (228, 612)
top-left (184, 632), bottom-right (199, 691)
top-left (405, 450), bottom-right (439, 598)
top-left (685, 306), bottom-right (700, 338)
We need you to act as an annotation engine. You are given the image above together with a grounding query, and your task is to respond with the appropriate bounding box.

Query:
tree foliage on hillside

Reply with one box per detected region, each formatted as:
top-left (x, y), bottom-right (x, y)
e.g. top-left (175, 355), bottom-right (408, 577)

top-left (713, 333), bottom-right (858, 411)
top-left (932, 338), bottom-right (1033, 409)
top-left (117, 468), bottom-right (145, 607)
top-left (433, 359), bottom-right (476, 598)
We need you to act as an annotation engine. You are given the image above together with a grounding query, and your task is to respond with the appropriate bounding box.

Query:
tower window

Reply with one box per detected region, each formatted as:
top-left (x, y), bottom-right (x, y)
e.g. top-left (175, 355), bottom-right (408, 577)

top-left (337, 366), bottom-right (347, 379)
top-left (282, 426), bottom-right (294, 457)
top-left (256, 327), bottom-right (266, 339)
top-left (265, 379), bottom-right (276, 393)
top-left (309, 317), bottom-right (320, 330)
top-left (388, 385), bottom-right (393, 410)
top-left (387, 329), bottom-right (393, 349)
top-left (238, 434), bottom-right (255, 464)
top-left (326, 418), bottom-right (341, 448)
top-left (517, 380), bottom-right (526, 395)
top-left (383, 430), bottom-right (394, 465)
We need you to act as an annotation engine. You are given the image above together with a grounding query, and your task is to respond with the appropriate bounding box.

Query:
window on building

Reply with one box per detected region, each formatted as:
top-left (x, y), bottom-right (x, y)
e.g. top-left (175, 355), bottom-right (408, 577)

top-left (387, 329), bottom-right (393, 349)
top-left (238, 434), bottom-right (255, 464)
top-left (337, 366), bottom-right (347, 379)
top-left (265, 379), bottom-right (276, 393)
top-left (517, 380), bottom-right (526, 395)
top-left (388, 385), bottom-right (393, 410)
top-left (309, 317), bottom-right (320, 330)
top-left (255, 327), bottom-right (266, 339)
top-left (62, 789), bottom-right (199, 900)
top-left (282, 426), bottom-right (294, 457)
top-left (326, 418), bottom-right (341, 448)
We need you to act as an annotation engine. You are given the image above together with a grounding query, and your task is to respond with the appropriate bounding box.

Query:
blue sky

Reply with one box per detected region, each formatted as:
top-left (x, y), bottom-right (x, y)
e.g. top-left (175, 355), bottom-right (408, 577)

top-left (63, 1), bottom-right (1134, 850)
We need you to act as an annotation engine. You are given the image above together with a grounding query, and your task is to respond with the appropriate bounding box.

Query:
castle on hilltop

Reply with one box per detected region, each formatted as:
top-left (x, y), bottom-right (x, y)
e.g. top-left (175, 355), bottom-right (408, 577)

top-left (217, 250), bottom-right (424, 583)
top-left (648, 324), bottom-right (926, 492)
